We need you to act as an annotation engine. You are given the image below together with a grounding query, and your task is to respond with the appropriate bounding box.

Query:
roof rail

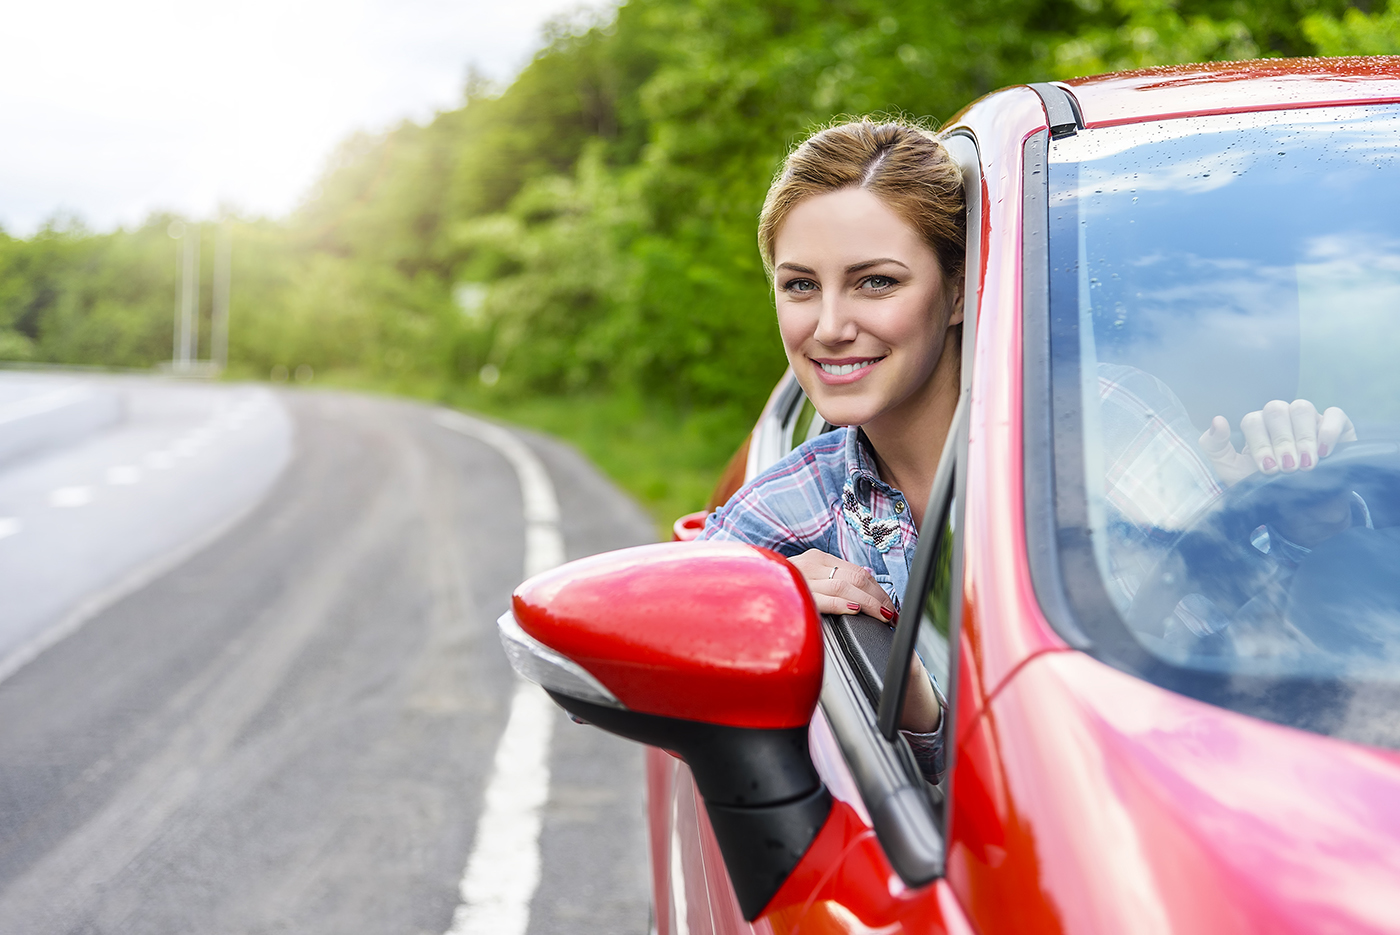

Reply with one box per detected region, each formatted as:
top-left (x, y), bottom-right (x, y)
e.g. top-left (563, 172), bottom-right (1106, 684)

top-left (1029, 82), bottom-right (1084, 139)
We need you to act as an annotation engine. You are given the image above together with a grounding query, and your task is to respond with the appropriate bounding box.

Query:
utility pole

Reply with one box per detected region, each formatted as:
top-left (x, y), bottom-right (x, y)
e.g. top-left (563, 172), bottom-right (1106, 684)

top-left (211, 221), bottom-right (231, 372)
top-left (169, 220), bottom-right (185, 366)
top-left (180, 224), bottom-right (200, 370)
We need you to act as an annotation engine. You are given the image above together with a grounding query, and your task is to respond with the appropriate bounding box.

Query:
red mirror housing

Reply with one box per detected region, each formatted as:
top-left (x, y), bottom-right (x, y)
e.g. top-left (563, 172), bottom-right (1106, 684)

top-left (671, 509), bottom-right (708, 541)
top-left (511, 541), bottom-right (822, 730)
top-left (502, 541), bottom-right (832, 920)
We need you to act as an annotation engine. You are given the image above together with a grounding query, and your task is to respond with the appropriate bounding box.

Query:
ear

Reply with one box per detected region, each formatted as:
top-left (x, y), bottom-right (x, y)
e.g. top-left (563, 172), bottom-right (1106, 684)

top-left (946, 276), bottom-right (966, 327)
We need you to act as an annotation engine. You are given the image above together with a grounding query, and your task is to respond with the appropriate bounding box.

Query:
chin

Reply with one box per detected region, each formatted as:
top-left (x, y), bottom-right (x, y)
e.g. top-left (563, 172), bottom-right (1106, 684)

top-left (809, 397), bottom-right (876, 430)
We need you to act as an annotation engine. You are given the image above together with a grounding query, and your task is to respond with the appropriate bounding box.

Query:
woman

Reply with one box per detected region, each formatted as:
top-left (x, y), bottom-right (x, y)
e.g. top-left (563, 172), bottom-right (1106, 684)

top-left (701, 119), bottom-right (960, 750)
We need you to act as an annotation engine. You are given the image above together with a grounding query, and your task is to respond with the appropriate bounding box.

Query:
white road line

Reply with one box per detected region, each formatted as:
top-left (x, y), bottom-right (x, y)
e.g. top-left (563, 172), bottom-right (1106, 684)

top-left (50, 486), bottom-right (94, 508)
top-left (0, 385), bottom-right (89, 425)
top-left (449, 681), bottom-right (556, 935)
top-left (106, 465), bottom-right (141, 485)
top-left (434, 411), bottom-right (563, 577)
top-left (0, 517), bottom-right (20, 540)
top-left (434, 409), bottom-right (564, 935)
top-left (0, 482), bottom-right (270, 687)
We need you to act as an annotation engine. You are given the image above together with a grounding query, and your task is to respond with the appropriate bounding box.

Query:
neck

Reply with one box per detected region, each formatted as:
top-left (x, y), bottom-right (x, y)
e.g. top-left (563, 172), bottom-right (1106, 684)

top-left (862, 335), bottom-right (961, 530)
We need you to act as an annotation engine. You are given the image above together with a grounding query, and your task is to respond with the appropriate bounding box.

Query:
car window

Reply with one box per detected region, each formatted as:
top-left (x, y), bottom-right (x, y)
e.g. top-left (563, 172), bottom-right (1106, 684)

top-left (909, 498), bottom-right (955, 819)
top-left (789, 393), bottom-right (832, 452)
top-left (1040, 104), bottom-right (1400, 748)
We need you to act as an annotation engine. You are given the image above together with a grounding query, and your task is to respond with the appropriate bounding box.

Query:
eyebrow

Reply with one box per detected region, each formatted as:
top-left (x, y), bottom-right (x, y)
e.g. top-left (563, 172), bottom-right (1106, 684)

top-left (845, 258), bottom-right (909, 273)
top-left (774, 258), bottom-right (910, 275)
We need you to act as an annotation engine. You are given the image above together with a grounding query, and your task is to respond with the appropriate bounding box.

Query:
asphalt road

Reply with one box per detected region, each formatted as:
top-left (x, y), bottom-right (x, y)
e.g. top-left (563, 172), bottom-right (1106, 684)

top-left (0, 378), bottom-right (654, 934)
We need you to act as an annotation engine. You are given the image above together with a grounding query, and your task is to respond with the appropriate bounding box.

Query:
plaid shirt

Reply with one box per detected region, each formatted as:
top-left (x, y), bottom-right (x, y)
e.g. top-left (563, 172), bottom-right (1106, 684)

top-left (700, 425), bottom-right (920, 609)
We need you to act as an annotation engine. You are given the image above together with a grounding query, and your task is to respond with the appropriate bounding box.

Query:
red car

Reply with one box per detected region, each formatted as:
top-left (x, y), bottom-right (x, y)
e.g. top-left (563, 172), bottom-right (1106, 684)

top-left (501, 59), bottom-right (1400, 934)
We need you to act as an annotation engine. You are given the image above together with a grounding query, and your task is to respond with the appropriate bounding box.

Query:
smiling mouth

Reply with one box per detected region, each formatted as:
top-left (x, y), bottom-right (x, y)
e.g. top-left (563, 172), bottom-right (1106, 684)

top-left (816, 358), bottom-right (884, 376)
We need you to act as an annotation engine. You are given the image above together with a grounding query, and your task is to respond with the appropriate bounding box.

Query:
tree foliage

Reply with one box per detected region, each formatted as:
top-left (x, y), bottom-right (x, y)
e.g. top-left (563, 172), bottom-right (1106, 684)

top-left (0, 0), bottom-right (1388, 425)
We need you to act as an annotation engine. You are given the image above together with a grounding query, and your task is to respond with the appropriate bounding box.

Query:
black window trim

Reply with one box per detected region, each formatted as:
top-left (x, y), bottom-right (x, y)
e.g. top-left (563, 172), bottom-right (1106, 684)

top-left (820, 624), bottom-right (944, 885)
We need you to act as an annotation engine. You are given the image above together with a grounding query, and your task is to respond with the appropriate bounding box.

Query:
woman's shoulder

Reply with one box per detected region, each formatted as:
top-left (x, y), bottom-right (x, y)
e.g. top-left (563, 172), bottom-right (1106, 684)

top-left (700, 427), bottom-right (851, 550)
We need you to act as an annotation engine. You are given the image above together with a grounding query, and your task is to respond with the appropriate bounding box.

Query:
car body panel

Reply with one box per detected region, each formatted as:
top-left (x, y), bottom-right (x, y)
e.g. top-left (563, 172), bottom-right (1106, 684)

top-left (1062, 57), bottom-right (1400, 129)
top-left (945, 86), bottom-right (1070, 715)
top-left (954, 649), bottom-right (1400, 934)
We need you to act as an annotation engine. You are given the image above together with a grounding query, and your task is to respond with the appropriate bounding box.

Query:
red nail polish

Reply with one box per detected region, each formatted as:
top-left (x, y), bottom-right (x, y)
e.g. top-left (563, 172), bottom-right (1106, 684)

top-left (1282, 454), bottom-right (1295, 470)
top-left (1319, 443), bottom-right (1329, 457)
top-left (880, 606), bottom-right (894, 620)
top-left (1263, 457), bottom-right (1277, 471)
top-left (847, 602), bottom-right (861, 612)
top-left (1301, 452), bottom-right (1312, 469)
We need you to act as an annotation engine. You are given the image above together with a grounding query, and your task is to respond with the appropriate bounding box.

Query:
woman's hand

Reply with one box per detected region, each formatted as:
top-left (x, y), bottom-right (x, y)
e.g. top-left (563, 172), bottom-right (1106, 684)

top-left (1198, 400), bottom-right (1357, 487)
top-left (790, 549), bottom-right (897, 621)
top-left (790, 550), bottom-right (941, 733)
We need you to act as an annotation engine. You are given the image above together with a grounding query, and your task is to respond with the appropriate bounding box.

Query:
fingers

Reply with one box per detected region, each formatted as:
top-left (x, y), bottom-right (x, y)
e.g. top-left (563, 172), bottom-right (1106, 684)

top-left (1262, 400), bottom-right (1301, 473)
top-left (792, 548), bottom-right (896, 620)
top-left (1318, 406), bottom-right (1357, 457)
top-left (1235, 400), bottom-right (1357, 476)
top-left (1289, 399), bottom-right (1320, 471)
top-left (1198, 416), bottom-right (1234, 460)
top-left (1240, 408), bottom-right (1280, 475)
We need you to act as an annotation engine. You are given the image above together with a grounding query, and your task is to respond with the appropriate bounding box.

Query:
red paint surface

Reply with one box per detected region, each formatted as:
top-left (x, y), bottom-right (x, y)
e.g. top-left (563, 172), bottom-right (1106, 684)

top-left (1063, 57), bottom-right (1400, 128)
top-left (951, 651), bottom-right (1400, 934)
top-left (513, 541), bottom-right (822, 729)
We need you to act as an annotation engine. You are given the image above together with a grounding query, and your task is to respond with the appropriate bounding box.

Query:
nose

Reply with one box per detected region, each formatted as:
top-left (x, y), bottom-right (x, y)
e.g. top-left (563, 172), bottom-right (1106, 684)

top-left (813, 293), bottom-right (857, 346)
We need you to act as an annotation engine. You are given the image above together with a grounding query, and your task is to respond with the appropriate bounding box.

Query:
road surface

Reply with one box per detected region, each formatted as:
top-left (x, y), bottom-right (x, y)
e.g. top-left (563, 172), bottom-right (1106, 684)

top-left (0, 373), bottom-right (654, 934)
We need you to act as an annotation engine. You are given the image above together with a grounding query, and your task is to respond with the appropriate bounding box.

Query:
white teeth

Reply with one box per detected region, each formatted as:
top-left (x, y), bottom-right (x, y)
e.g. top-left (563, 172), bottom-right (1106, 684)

top-left (818, 359), bottom-right (878, 376)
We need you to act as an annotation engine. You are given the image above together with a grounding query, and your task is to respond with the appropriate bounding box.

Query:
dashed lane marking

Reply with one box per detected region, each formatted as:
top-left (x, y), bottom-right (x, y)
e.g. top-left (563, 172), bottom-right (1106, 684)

top-left (49, 486), bottom-right (94, 508)
top-left (106, 466), bottom-right (141, 485)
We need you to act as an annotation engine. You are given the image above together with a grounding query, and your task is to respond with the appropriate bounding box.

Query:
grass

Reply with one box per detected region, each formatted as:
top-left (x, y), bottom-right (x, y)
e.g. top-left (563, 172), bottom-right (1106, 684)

top-left (239, 365), bottom-right (754, 539)
top-left (455, 391), bottom-right (751, 538)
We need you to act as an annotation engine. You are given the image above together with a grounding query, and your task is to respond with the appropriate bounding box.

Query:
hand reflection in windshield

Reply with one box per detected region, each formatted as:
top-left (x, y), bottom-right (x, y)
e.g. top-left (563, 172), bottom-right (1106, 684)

top-left (1095, 362), bottom-right (1369, 655)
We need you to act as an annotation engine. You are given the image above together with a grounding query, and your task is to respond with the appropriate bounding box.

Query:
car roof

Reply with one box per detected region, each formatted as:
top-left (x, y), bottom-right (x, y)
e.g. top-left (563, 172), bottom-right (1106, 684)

top-left (1058, 56), bottom-right (1400, 129)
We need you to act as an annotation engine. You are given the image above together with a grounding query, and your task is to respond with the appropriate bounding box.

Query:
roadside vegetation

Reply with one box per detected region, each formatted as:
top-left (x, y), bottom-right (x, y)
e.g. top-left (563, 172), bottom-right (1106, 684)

top-left (1, 0), bottom-right (1395, 531)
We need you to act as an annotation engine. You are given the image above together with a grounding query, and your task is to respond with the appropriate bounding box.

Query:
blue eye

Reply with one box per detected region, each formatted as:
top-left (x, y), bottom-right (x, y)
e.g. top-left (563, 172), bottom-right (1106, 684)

top-left (862, 275), bottom-right (899, 291)
top-left (784, 278), bottom-right (818, 293)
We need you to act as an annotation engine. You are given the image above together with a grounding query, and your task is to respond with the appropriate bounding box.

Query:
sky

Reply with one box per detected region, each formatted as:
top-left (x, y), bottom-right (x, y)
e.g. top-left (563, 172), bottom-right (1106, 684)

top-left (0, 0), bottom-right (605, 236)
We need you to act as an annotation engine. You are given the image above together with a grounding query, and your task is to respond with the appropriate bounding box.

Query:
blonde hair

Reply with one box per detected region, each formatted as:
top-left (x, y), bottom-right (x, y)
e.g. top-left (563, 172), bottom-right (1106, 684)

top-left (758, 119), bottom-right (965, 284)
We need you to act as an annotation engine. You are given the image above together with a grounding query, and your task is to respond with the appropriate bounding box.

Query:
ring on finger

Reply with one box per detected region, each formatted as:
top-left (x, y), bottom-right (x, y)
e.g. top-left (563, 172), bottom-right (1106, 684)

top-left (829, 566), bottom-right (837, 579)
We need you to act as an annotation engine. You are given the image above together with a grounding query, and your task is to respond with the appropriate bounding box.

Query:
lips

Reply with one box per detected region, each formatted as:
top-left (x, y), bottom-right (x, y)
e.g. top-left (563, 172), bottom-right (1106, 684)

top-left (812, 356), bottom-right (885, 384)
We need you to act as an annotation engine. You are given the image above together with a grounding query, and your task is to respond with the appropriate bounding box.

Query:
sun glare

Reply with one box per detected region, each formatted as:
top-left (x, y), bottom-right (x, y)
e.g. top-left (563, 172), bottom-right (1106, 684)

top-left (0, 0), bottom-right (601, 234)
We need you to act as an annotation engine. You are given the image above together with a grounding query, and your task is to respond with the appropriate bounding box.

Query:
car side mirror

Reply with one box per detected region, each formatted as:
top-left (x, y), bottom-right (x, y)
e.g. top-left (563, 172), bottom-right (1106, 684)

top-left (498, 541), bottom-right (831, 920)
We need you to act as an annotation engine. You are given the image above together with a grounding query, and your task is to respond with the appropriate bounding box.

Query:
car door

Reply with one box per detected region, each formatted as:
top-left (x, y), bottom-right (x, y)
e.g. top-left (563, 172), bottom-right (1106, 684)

top-left (652, 132), bottom-right (984, 935)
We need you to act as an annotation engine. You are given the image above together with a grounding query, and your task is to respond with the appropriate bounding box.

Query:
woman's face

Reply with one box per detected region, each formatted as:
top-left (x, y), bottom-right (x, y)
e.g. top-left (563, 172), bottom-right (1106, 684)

top-left (772, 187), bottom-right (962, 432)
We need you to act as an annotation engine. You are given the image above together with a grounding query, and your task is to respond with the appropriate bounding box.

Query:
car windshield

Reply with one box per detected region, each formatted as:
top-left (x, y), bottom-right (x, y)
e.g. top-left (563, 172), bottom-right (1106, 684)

top-left (1047, 104), bottom-right (1400, 746)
